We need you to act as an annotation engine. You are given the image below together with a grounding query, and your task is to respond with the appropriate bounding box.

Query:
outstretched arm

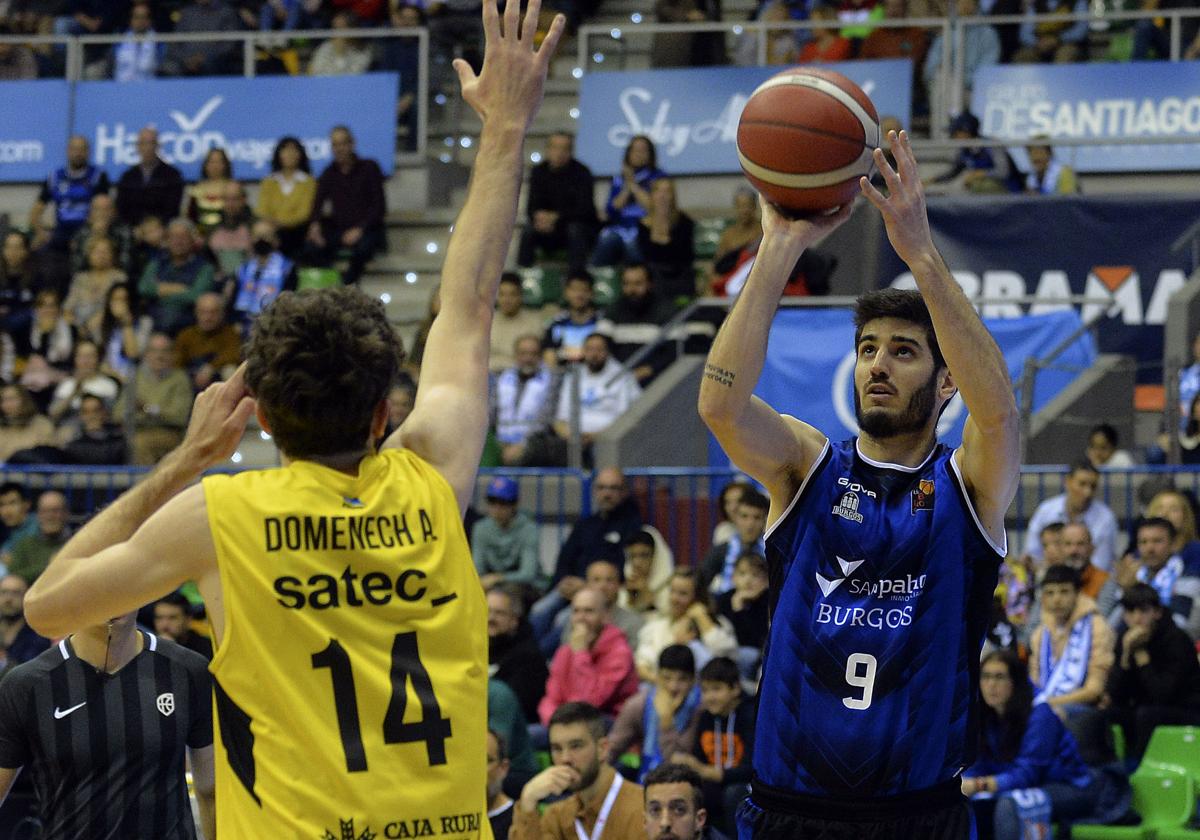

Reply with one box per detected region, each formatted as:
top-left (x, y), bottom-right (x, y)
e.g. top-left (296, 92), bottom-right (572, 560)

top-left (697, 199), bottom-right (850, 512)
top-left (860, 130), bottom-right (1019, 547)
top-left (389, 0), bottom-right (565, 511)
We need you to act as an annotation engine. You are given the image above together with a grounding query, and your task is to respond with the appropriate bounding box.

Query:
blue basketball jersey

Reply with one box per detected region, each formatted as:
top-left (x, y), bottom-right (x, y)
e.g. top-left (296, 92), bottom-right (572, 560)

top-left (756, 438), bottom-right (1005, 798)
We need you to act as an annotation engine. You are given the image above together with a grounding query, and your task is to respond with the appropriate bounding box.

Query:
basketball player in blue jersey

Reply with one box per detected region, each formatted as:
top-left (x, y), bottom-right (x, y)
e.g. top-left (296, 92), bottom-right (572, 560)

top-left (698, 129), bottom-right (1020, 840)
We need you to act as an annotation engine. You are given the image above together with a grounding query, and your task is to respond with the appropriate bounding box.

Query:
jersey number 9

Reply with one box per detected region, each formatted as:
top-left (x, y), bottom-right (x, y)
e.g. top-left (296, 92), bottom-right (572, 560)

top-left (842, 652), bottom-right (877, 711)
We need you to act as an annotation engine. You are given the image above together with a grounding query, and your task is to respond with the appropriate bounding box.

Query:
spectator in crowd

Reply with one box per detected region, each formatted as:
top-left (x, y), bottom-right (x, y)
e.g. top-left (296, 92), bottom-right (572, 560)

top-left (47, 339), bottom-right (119, 432)
top-left (712, 481), bottom-right (753, 546)
top-left (115, 126), bottom-right (184, 227)
top-left (231, 219), bottom-right (295, 332)
top-left (542, 271), bottom-right (603, 368)
top-left (0, 574), bottom-right (49, 673)
top-left (489, 678), bottom-right (541, 804)
top-left (711, 190), bottom-right (761, 274)
top-left (384, 374), bottom-right (416, 435)
top-left (112, 1), bottom-right (162, 82)
top-left (121, 332), bottom-right (193, 465)
top-left (0, 231), bottom-right (47, 329)
top-left (1132, 0), bottom-right (1200, 59)
top-left (1023, 461), bottom-right (1118, 572)
top-left (490, 274), bottom-right (546, 375)
top-left (553, 558), bottom-right (647, 655)
top-left (1085, 422), bottom-right (1134, 469)
top-left (64, 236), bottom-right (125, 331)
top-left (2, 490), bottom-right (70, 585)
top-left (860, 0), bottom-right (929, 106)
top-left (68, 194), bottom-right (130, 278)
top-left (186, 148), bottom-right (234, 235)
top-left (1105, 582), bottom-right (1200, 764)
top-left (964, 650), bottom-right (1103, 840)
top-left (1005, 521), bottom-right (1065, 633)
top-left (923, 0), bottom-right (1000, 129)
top-left (513, 702), bottom-right (645, 840)
top-left (0, 385), bottom-right (55, 463)
top-left (1044, 522), bottom-right (1120, 623)
top-left (488, 729), bottom-right (515, 840)
top-left (128, 215), bottom-right (167, 284)
top-left (473, 476), bottom-right (542, 590)
top-left (539, 587), bottom-right (639, 726)
top-left (1176, 394), bottom-right (1200, 463)
top-left (636, 569), bottom-right (737, 682)
top-left (1028, 565), bottom-right (1114, 763)
top-left (644, 763), bottom-right (731, 840)
top-left (798, 2), bottom-right (853, 61)
top-left (532, 467), bottom-right (643, 639)
top-left (517, 133), bottom-right (598, 276)
top-left (546, 333), bottom-right (642, 464)
top-left (153, 590), bottom-right (213, 659)
top-left (139, 218), bottom-right (216, 335)
top-left (925, 111), bottom-right (1012, 195)
top-left (699, 487), bottom-right (767, 596)
top-left (1111, 517), bottom-right (1200, 639)
top-left (489, 583), bottom-right (550, 723)
top-left (166, 0), bottom-right (243, 76)
top-left (606, 263), bottom-right (678, 385)
top-left (653, 0), bottom-right (725, 67)
top-left (594, 136), bottom-right (665, 267)
top-left (207, 181), bottom-right (254, 275)
top-left (305, 125), bottom-right (386, 286)
top-left (1024, 139), bottom-right (1079, 195)
top-left (58, 393), bottom-right (127, 465)
top-left (28, 135), bottom-right (110, 257)
top-left (1144, 487), bottom-right (1200, 562)
top-left (375, 3), bottom-right (424, 150)
top-left (0, 24), bottom-right (37, 80)
top-left (174, 292), bottom-right (241, 391)
top-left (91, 282), bottom-right (152, 383)
top-left (14, 289), bottom-right (78, 412)
top-left (0, 610), bottom-right (215, 839)
top-left (609, 645), bottom-right (702, 782)
top-left (636, 180), bottom-right (696, 301)
top-left (619, 528), bottom-right (673, 614)
top-left (256, 136), bottom-right (316, 258)
top-left (0, 484), bottom-right (36, 557)
top-left (714, 552), bottom-right (769, 678)
top-left (1014, 0), bottom-right (1088, 63)
top-left (309, 10), bottom-right (373, 75)
top-left (670, 656), bottom-right (754, 835)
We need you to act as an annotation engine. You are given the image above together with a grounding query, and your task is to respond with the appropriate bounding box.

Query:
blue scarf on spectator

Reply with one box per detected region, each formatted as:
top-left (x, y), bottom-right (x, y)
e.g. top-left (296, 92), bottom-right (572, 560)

top-left (1035, 614), bottom-right (1092, 704)
top-left (640, 685), bottom-right (700, 782)
top-left (1137, 556), bottom-right (1183, 608)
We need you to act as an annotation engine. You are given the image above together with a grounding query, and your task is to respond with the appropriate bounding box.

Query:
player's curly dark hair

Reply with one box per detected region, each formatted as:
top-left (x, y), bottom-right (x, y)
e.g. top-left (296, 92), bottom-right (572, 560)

top-left (853, 288), bottom-right (946, 371)
top-left (245, 287), bottom-right (404, 459)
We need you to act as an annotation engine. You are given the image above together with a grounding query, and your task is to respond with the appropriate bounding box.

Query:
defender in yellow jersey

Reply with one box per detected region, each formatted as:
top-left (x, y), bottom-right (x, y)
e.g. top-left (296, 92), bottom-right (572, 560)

top-left (24, 3), bottom-right (566, 837)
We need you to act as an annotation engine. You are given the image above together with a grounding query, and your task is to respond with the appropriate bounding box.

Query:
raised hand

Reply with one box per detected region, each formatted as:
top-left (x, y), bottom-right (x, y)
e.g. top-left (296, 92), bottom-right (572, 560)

top-left (180, 362), bottom-right (256, 471)
top-left (453, 0), bottom-right (566, 131)
top-left (859, 129), bottom-right (936, 268)
top-left (757, 193), bottom-right (853, 253)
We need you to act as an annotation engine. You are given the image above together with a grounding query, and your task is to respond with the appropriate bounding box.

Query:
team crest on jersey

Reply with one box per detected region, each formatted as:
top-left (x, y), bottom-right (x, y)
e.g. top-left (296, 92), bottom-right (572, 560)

top-left (832, 491), bottom-right (864, 524)
top-left (911, 479), bottom-right (934, 514)
top-left (323, 818), bottom-right (377, 840)
top-left (156, 693), bottom-right (175, 717)
top-left (342, 496), bottom-right (365, 509)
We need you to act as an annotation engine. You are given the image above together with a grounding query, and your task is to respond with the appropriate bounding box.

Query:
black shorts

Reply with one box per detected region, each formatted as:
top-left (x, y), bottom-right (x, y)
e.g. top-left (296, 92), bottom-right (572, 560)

top-left (736, 777), bottom-right (976, 840)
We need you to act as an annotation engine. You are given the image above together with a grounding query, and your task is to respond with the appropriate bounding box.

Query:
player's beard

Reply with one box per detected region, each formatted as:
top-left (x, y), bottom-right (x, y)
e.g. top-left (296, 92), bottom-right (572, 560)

top-left (855, 368), bottom-right (939, 439)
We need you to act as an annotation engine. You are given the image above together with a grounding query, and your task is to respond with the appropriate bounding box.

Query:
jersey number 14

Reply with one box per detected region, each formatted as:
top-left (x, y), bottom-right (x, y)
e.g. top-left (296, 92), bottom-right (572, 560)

top-left (312, 631), bottom-right (452, 771)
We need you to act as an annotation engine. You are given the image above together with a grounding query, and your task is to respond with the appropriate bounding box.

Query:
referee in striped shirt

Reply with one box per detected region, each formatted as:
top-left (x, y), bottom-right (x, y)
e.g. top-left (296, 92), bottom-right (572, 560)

top-left (0, 610), bottom-right (214, 838)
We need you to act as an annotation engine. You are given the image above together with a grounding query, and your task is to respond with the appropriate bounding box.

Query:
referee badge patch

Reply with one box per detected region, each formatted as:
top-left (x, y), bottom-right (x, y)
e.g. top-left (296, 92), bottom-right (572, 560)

top-left (156, 693), bottom-right (175, 717)
top-left (911, 479), bottom-right (934, 514)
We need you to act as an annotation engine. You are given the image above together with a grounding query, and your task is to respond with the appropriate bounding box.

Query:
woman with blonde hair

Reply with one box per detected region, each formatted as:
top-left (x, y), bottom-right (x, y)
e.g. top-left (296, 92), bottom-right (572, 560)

top-left (1145, 488), bottom-right (1199, 555)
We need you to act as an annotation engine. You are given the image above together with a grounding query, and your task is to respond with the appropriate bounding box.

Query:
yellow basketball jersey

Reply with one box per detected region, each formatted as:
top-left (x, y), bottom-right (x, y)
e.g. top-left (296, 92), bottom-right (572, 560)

top-left (203, 449), bottom-right (491, 839)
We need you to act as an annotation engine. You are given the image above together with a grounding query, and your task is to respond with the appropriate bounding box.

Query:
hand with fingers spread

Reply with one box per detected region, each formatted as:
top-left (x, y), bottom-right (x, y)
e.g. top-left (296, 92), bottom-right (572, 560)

top-left (180, 361), bottom-right (257, 471)
top-left (453, 0), bottom-right (566, 131)
top-left (859, 129), bottom-right (937, 269)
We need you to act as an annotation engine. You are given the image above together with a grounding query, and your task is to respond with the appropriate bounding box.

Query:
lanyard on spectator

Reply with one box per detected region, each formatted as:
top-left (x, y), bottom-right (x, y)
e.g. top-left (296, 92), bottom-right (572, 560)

top-left (574, 773), bottom-right (623, 840)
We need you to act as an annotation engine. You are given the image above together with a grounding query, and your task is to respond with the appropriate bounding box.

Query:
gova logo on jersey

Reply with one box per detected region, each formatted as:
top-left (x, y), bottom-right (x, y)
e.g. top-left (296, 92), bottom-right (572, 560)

top-left (832, 477), bottom-right (876, 525)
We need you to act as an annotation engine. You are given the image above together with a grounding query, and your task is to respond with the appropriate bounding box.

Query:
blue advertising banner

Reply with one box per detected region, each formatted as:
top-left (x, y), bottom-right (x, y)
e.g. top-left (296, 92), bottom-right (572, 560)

top-left (972, 62), bottom-right (1200, 173)
top-left (0, 81), bottom-right (71, 182)
top-left (72, 74), bottom-right (398, 181)
top-left (576, 60), bottom-right (912, 176)
top-left (875, 194), bottom-right (1196, 384)
top-left (709, 307), bottom-right (1096, 467)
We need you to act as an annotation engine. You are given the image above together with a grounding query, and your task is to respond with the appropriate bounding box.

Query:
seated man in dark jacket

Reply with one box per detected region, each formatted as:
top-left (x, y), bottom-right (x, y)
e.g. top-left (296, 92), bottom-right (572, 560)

top-left (1105, 582), bottom-right (1200, 764)
top-left (487, 583), bottom-right (549, 724)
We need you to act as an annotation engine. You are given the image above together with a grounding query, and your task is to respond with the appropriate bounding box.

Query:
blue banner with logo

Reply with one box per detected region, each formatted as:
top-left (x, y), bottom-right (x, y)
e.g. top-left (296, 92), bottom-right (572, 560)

top-left (875, 194), bottom-right (1196, 384)
top-left (0, 81), bottom-right (71, 182)
top-left (972, 62), bottom-right (1200, 173)
top-left (72, 74), bottom-right (398, 181)
top-left (709, 306), bottom-right (1096, 467)
top-left (577, 60), bottom-right (912, 176)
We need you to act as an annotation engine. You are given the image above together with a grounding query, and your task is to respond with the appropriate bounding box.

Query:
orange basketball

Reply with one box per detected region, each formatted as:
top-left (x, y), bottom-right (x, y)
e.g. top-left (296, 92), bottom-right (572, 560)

top-left (736, 68), bottom-right (881, 214)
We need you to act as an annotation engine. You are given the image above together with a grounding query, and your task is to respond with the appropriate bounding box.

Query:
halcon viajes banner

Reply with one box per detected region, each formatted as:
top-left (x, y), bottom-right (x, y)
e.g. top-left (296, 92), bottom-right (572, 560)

top-left (576, 60), bottom-right (913, 177)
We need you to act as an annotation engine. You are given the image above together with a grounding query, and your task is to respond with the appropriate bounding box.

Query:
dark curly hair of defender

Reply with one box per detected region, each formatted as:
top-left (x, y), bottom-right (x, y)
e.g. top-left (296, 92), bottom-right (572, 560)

top-left (245, 287), bottom-right (404, 459)
top-left (853, 288), bottom-right (946, 371)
